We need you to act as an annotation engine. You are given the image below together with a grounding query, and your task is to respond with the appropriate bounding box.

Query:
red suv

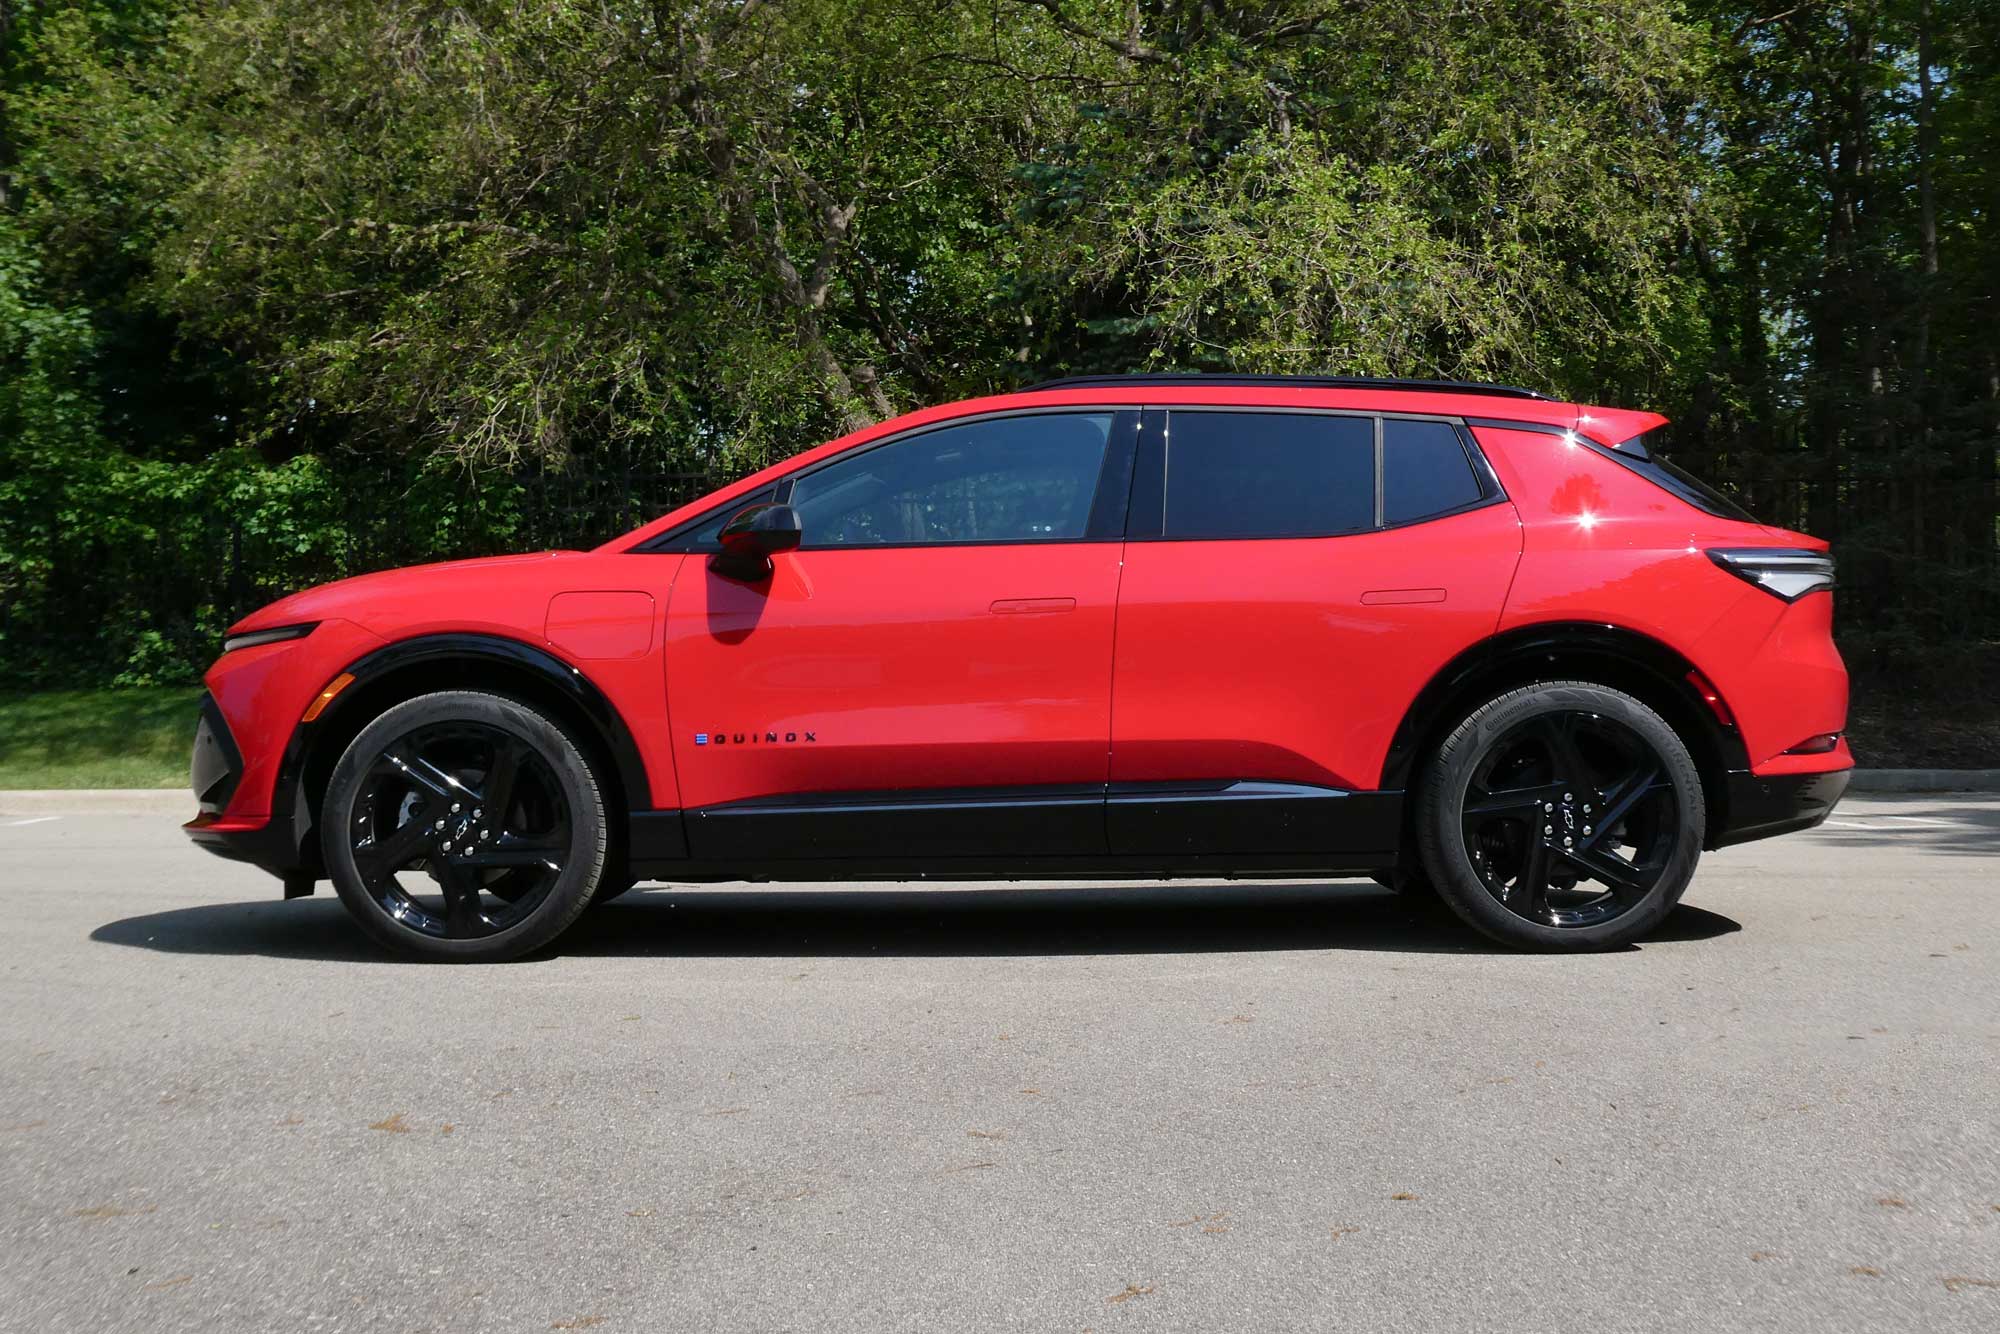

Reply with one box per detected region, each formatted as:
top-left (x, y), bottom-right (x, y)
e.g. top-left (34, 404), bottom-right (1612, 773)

top-left (186, 375), bottom-right (1850, 960)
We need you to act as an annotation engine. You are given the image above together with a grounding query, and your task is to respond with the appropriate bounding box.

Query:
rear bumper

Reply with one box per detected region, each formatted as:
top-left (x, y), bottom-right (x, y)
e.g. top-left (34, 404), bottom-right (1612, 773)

top-left (1712, 767), bottom-right (1851, 849)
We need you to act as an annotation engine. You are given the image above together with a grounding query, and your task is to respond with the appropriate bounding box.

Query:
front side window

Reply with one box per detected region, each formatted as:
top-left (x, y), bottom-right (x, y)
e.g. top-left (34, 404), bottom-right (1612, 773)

top-left (1163, 411), bottom-right (1374, 539)
top-left (681, 487), bottom-right (776, 550)
top-left (789, 412), bottom-right (1113, 547)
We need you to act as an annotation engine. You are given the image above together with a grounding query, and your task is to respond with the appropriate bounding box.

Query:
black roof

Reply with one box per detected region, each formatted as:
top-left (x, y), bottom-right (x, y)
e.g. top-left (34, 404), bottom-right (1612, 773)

top-left (1024, 372), bottom-right (1550, 402)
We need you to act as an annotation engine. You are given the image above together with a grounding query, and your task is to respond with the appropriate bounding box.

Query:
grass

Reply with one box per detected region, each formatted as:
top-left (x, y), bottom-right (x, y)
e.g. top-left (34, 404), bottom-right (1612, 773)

top-left (0, 686), bottom-right (203, 789)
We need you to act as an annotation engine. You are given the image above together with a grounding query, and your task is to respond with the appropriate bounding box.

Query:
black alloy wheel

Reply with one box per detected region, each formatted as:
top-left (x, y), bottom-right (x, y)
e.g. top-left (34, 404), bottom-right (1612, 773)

top-left (323, 692), bottom-right (607, 961)
top-left (1417, 681), bottom-right (1704, 950)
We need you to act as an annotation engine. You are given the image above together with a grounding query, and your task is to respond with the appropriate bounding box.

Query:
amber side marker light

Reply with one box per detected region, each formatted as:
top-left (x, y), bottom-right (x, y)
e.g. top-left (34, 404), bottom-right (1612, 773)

top-left (301, 672), bottom-right (356, 722)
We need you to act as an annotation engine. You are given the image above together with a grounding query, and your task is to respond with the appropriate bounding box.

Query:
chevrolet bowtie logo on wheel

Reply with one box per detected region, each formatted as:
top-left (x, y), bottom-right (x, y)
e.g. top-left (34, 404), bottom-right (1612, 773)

top-left (695, 731), bottom-right (817, 746)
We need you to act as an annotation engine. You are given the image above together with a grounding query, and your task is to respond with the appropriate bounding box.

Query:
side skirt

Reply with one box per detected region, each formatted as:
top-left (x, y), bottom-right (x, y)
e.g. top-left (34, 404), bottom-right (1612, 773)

top-left (626, 782), bottom-right (1404, 881)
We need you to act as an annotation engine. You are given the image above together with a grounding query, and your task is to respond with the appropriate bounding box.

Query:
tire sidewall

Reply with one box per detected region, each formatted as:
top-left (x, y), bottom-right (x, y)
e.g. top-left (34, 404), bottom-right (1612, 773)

top-left (321, 691), bottom-right (607, 961)
top-left (1417, 682), bottom-right (1705, 951)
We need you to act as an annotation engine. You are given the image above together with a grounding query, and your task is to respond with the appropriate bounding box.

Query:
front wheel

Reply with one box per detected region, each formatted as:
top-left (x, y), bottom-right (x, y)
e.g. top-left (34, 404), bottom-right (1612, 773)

top-left (321, 691), bottom-right (608, 961)
top-left (1415, 681), bottom-right (1704, 951)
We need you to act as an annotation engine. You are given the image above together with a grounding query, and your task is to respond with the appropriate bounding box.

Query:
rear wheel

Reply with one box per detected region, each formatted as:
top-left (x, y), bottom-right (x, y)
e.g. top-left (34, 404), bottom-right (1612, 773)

top-left (1416, 681), bottom-right (1703, 951)
top-left (321, 691), bottom-right (607, 961)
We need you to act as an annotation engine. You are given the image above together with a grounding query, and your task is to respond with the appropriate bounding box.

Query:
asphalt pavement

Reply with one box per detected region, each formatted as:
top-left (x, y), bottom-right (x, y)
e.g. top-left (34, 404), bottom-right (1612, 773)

top-left (2, 793), bottom-right (1996, 1332)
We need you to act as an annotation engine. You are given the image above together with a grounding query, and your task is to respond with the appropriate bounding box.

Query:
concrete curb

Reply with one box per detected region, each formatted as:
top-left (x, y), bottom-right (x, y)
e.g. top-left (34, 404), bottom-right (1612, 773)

top-left (6, 771), bottom-right (2000, 815)
top-left (1845, 769), bottom-right (2000, 793)
top-left (0, 789), bottom-right (187, 815)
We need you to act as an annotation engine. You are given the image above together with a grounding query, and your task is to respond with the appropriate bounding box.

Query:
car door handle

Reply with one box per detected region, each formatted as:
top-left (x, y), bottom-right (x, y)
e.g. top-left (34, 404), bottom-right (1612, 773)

top-left (1360, 588), bottom-right (1447, 605)
top-left (989, 597), bottom-right (1077, 615)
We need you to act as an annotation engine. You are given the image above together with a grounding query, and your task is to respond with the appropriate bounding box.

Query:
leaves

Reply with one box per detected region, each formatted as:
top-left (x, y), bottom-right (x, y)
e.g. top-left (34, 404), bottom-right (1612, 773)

top-left (1, 1), bottom-right (1995, 687)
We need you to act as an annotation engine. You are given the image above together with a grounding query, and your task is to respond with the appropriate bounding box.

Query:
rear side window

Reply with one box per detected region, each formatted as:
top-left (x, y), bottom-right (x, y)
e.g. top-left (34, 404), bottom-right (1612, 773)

top-left (1383, 419), bottom-right (1483, 524)
top-left (1164, 412), bottom-right (1374, 539)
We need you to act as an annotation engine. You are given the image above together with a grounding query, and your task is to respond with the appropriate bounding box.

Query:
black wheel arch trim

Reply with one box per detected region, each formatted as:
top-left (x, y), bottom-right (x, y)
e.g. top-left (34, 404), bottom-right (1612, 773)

top-left (1382, 622), bottom-right (1750, 833)
top-left (250, 633), bottom-right (651, 877)
top-left (311, 633), bottom-right (651, 803)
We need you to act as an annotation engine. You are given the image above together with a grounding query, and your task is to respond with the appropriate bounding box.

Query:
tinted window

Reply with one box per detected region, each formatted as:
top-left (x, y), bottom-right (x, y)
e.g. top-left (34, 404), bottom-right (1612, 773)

top-left (1614, 427), bottom-right (1759, 523)
top-left (1163, 412), bottom-right (1373, 539)
top-left (789, 413), bottom-right (1112, 546)
top-left (679, 488), bottom-right (775, 550)
top-left (1383, 419), bottom-right (1483, 524)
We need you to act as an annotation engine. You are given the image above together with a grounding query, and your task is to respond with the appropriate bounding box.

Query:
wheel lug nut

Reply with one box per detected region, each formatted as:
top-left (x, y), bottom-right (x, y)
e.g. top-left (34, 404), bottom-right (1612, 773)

top-left (434, 819), bottom-right (445, 830)
top-left (451, 802), bottom-right (462, 813)
top-left (1544, 824), bottom-right (1553, 834)
top-left (1563, 837), bottom-right (1573, 847)
top-left (1563, 792), bottom-right (1573, 802)
top-left (1583, 825), bottom-right (1593, 835)
top-left (480, 830), bottom-right (490, 840)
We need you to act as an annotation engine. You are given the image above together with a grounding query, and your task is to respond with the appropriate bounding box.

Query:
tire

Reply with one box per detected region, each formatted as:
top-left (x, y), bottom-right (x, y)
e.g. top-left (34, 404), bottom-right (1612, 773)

top-left (321, 691), bottom-right (609, 962)
top-left (589, 874), bottom-right (640, 907)
top-left (1371, 865), bottom-right (1446, 906)
top-left (1415, 681), bottom-right (1704, 952)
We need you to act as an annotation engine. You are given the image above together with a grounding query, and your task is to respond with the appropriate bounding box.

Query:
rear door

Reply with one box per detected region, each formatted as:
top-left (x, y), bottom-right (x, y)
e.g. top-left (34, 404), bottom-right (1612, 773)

top-left (1107, 408), bottom-right (1522, 858)
top-left (662, 408), bottom-right (1138, 863)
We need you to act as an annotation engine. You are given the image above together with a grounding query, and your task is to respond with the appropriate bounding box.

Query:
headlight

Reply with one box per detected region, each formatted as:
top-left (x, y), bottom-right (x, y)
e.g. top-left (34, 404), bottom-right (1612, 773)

top-left (1706, 548), bottom-right (1835, 602)
top-left (222, 622), bottom-right (319, 654)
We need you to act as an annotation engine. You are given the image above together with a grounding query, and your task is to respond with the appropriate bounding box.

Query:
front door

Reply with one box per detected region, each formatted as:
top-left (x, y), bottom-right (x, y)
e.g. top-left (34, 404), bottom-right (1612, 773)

top-left (663, 409), bottom-right (1136, 863)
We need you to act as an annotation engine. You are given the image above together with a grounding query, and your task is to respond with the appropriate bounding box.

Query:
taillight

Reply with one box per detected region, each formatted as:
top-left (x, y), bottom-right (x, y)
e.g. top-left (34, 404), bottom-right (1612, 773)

top-left (1706, 548), bottom-right (1834, 602)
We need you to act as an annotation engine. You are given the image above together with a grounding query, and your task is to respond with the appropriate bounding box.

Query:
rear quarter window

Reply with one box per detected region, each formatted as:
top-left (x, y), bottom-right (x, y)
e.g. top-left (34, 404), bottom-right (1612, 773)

top-left (1383, 419), bottom-right (1485, 525)
top-left (1612, 428), bottom-right (1758, 523)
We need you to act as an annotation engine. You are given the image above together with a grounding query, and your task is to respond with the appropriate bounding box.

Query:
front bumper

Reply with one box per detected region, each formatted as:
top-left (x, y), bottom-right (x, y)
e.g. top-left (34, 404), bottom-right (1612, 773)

top-left (189, 694), bottom-right (242, 816)
top-left (183, 691), bottom-right (316, 892)
top-left (185, 812), bottom-right (307, 871)
top-left (1712, 767), bottom-right (1851, 849)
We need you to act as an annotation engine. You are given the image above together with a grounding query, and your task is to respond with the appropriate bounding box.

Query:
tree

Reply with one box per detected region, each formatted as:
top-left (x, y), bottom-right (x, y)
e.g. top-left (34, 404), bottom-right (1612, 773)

top-left (2, 0), bottom-right (1995, 693)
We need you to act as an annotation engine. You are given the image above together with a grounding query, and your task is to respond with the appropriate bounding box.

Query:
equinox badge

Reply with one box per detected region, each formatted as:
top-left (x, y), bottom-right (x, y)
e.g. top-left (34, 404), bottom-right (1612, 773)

top-left (695, 730), bottom-right (817, 746)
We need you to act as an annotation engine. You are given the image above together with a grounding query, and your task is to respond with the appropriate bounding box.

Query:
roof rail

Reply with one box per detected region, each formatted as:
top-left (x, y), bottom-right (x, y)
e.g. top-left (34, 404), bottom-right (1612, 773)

top-left (1023, 372), bottom-right (1551, 401)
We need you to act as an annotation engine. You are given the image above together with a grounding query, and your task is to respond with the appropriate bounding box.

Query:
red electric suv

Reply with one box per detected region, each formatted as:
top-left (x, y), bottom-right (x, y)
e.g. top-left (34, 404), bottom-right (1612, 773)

top-left (185, 375), bottom-right (1851, 960)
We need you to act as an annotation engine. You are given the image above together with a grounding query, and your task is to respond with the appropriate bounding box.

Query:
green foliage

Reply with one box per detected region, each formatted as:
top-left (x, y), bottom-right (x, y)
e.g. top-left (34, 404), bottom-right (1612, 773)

top-left (0, 0), bottom-right (1995, 692)
top-left (1012, 0), bottom-right (1717, 392)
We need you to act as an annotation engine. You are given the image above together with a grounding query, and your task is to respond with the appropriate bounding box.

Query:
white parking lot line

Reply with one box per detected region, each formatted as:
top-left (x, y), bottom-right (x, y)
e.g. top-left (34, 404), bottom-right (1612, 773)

top-left (3, 816), bottom-right (60, 827)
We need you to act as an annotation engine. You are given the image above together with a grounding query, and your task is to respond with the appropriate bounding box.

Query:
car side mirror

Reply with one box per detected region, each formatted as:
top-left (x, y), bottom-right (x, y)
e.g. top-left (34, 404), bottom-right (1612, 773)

top-left (710, 503), bottom-right (802, 582)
